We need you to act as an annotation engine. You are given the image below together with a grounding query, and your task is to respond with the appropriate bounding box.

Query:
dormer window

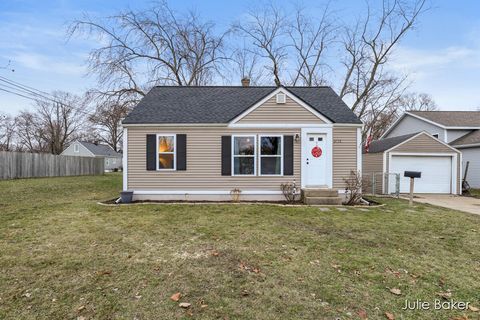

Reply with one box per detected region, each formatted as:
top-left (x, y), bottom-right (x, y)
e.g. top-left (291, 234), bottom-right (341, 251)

top-left (276, 92), bottom-right (286, 104)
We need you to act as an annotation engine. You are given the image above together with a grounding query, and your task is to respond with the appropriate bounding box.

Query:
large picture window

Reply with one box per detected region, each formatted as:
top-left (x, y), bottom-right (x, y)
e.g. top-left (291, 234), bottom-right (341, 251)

top-left (259, 135), bottom-right (283, 175)
top-left (157, 134), bottom-right (176, 170)
top-left (233, 135), bottom-right (256, 175)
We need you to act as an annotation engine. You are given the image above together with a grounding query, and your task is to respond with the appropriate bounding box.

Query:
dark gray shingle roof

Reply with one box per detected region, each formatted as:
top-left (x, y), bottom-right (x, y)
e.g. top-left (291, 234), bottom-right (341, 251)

top-left (365, 132), bottom-right (419, 154)
top-left (450, 130), bottom-right (480, 146)
top-left (80, 141), bottom-right (122, 157)
top-left (122, 86), bottom-right (361, 124)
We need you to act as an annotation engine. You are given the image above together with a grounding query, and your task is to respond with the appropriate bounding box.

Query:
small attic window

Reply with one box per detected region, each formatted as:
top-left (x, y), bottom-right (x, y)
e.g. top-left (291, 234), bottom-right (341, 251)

top-left (74, 144), bottom-right (79, 153)
top-left (276, 93), bottom-right (286, 104)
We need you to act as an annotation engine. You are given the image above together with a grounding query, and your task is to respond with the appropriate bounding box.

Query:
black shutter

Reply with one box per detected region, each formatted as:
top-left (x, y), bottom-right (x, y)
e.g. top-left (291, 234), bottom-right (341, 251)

top-left (176, 134), bottom-right (187, 171)
top-left (221, 136), bottom-right (231, 176)
top-left (283, 135), bottom-right (294, 175)
top-left (146, 134), bottom-right (157, 171)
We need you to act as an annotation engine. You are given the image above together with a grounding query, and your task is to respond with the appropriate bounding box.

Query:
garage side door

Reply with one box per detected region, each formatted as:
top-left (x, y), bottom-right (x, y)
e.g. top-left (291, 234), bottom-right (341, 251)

top-left (390, 156), bottom-right (452, 193)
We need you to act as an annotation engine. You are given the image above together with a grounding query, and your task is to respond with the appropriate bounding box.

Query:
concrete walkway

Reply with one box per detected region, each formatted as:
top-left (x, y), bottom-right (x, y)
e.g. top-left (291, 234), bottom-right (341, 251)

top-left (403, 194), bottom-right (480, 215)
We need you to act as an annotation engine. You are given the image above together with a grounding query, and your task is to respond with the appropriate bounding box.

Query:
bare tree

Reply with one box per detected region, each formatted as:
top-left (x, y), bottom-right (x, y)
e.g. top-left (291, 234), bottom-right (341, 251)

top-left (89, 101), bottom-right (129, 151)
top-left (288, 4), bottom-right (336, 86)
top-left (33, 91), bottom-right (87, 154)
top-left (230, 47), bottom-right (265, 85)
top-left (0, 113), bottom-right (16, 151)
top-left (339, 0), bottom-right (428, 127)
top-left (15, 111), bottom-right (47, 153)
top-left (69, 1), bottom-right (227, 105)
top-left (363, 90), bottom-right (437, 140)
top-left (234, 5), bottom-right (288, 86)
top-left (397, 92), bottom-right (437, 111)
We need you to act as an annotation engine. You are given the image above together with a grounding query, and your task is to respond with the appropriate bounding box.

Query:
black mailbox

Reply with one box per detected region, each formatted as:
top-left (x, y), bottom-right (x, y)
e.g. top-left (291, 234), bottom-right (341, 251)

top-left (404, 171), bottom-right (421, 178)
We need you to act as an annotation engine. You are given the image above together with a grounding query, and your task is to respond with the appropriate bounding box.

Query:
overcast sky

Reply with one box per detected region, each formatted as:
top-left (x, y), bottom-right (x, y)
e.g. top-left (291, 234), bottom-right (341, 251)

top-left (1, 0), bottom-right (480, 115)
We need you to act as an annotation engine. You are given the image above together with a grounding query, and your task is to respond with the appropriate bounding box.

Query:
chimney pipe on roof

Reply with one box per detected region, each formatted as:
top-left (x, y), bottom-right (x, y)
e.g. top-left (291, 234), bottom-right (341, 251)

top-left (241, 77), bottom-right (250, 87)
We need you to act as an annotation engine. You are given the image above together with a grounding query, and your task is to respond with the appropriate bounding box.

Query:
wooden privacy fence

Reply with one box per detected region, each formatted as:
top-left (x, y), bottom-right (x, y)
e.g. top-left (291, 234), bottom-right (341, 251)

top-left (0, 151), bottom-right (104, 180)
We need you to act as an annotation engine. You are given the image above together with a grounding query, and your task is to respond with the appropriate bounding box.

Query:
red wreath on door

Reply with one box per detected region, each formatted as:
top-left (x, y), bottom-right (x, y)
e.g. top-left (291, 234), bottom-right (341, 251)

top-left (311, 146), bottom-right (322, 158)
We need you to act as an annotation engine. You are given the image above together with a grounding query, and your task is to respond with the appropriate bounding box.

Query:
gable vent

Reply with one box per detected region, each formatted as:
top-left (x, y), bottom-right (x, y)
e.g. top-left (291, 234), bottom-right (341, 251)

top-left (276, 93), bottom-right (286, 104)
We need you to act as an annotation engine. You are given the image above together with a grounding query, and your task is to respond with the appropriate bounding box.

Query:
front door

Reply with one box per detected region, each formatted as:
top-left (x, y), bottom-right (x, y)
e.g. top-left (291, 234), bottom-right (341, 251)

top-left (304, 133), bottom-right (327, 186)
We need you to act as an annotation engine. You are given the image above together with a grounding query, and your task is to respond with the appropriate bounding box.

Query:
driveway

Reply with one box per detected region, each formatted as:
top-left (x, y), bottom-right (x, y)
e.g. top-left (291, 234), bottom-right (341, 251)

top-left (404, 194), bottom-right (480, 215)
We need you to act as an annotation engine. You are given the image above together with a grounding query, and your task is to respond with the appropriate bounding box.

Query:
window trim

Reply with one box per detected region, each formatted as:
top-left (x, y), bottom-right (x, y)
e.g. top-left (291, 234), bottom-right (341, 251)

top-left (156, 134), bottom-right (176, 171)
top-left (231, 135), bottom-right (256, 176)
top-left (259, 134), bottom-right (284, 176)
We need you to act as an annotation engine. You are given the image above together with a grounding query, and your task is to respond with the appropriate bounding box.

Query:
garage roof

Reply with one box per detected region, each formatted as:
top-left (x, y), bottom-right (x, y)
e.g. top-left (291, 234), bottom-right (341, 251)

top-left (450, 129), bottom-right (480, 146)
top-left (365, 133), bottom-right (419, 154)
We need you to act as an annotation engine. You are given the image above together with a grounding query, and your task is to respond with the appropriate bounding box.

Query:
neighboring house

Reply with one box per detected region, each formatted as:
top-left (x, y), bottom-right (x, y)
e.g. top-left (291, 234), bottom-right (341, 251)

top-left (121, 85), bottom-right (363, 203)
top-left (363, 132), bottom-right (461, 195)
top-left (382, 111), bottom-right (480, 188)
top-left (62, 141), bottom-right (123, 171)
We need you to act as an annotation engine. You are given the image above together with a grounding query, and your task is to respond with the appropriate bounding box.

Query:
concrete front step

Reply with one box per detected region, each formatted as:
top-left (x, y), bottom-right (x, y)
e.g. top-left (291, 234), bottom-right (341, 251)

top-left (304, 196), bottom-right (343, 205)
top-left (303, 188), bottom-right (339, 198)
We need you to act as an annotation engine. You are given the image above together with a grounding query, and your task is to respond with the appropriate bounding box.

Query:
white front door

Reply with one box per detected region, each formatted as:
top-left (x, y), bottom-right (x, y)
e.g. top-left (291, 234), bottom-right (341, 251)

top-left (304, 133), bottom-right (327, 186)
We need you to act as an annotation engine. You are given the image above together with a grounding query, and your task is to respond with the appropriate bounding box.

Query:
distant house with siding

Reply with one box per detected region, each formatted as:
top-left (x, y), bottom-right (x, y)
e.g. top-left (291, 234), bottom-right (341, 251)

top-left (61, 141), bottom-right (122, 171)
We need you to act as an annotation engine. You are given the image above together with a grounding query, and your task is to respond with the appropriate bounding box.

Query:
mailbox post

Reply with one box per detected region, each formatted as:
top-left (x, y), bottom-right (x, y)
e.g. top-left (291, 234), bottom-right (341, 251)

top-left (404, 171), bottom-right (421, 206)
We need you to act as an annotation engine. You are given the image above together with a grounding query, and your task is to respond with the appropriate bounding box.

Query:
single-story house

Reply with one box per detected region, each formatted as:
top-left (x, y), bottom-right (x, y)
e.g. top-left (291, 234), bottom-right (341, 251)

top-left (382, 111), bottom-right (480, 188)
top-left (363, 131), bottom-right (461, 195)
top-left (61, 141), bottom-right (123, 171)
top-left (121, 85), bottom-right (363, 203)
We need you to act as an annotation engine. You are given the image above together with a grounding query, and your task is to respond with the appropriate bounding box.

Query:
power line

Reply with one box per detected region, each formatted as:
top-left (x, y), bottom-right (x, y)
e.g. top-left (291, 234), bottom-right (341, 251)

top-left (0, 76), bottom-right (95, 117)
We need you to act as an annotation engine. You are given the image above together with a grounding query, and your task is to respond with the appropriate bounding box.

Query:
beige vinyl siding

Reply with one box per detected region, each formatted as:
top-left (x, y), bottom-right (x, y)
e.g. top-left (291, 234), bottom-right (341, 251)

top-left (332, 127), bottom-right (358, 189)
top-left (362, 153), bottom-right (384, 194)
top-left (392, 134), bottom-right (457, 153)
top-left (386, 133), bottom-right (461, 194)
top-left (237, 96), bottom-right (325, 124)
top-left (127, 127), bottom-right (301, 191)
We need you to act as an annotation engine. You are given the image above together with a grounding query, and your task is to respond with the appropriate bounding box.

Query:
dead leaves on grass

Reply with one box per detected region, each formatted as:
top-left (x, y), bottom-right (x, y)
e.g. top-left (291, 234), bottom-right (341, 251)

top-left (170, 292), bottom-right (181, 302)
top-left (357, 309), bottom-right (368, 319)
top-left (239, 261), bottom-right (260, 274)
top-left (388, 288), bottom-right (402, 296)
top-left (385, 311), bottom-right (395, 319)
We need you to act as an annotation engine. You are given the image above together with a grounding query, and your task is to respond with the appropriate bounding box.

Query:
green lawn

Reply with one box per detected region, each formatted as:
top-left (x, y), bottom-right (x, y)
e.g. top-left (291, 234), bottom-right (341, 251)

top-left (0, 174), bottom-right (479, 320)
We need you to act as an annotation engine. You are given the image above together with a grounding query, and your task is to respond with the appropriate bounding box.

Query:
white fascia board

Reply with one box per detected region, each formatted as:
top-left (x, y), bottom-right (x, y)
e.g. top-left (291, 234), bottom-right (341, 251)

top-left (385, 131), bottom-right (461, 154)
top-left (229, 87), bottom-right (333, 125)
top-left (229, 123), bottom-right (361, 128)
top-left (452, 143), bottom-right (480, 149)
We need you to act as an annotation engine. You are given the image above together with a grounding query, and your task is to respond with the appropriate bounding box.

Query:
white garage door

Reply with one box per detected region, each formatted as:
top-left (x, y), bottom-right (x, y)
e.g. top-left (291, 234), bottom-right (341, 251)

top-left (390, 155), bottom-right (452, 193)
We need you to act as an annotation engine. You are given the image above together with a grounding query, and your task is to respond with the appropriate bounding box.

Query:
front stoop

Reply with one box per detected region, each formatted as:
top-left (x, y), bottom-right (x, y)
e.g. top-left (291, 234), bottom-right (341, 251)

top-left (302, 188), bottom-right (343, 205)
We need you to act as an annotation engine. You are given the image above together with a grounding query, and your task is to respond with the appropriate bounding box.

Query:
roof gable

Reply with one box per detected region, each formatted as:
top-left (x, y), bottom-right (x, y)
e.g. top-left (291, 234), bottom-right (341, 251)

top-left (368, 132), bottom-right (460, 154)
top-left (231, 87), bottom-right (329, 124)
top-left (122, 86), bottom-right (361, 125)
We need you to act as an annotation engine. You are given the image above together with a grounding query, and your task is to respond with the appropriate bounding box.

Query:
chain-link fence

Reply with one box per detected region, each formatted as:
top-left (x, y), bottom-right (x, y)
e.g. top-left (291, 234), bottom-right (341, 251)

top-left (363, 172), bottom-right (400, 197)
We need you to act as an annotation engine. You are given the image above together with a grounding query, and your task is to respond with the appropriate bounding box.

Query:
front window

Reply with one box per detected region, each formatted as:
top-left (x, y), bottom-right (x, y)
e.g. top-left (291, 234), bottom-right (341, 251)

top-left (233, 136), bottom-right (256, 175)
top-left (157, 135), bottom-right (176, 170)
top-left (259, 135), bottom-right (283, 175)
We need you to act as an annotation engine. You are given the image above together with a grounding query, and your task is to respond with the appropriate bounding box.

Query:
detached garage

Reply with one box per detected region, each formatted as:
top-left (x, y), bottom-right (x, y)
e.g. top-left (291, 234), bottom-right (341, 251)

top-left (363, 132), bottom-right (461, 195)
